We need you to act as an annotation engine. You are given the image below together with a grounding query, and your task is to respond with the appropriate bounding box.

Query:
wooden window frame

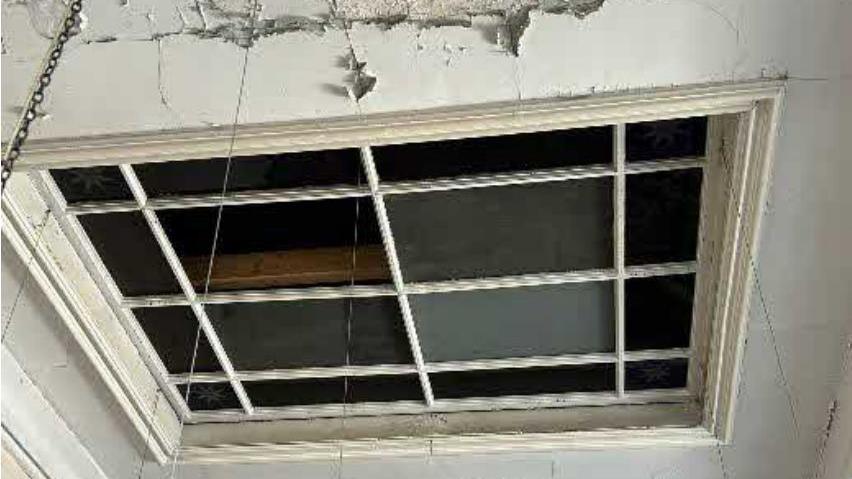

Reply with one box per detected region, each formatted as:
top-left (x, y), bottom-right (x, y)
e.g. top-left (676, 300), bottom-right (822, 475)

top-left (1, 80), bottom-right (784, 463)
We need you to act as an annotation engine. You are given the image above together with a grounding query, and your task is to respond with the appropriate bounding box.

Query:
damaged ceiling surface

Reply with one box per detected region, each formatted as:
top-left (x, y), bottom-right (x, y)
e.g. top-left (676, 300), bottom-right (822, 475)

top-left (2, 0), bottom-right (610, 139)
top-left (6, 0), bottom-right (843, 140)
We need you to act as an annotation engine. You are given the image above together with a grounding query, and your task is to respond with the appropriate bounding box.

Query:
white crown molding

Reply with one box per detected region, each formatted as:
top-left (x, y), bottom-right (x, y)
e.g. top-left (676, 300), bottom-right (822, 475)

top-left (10, 80), bottom-right (784, 170)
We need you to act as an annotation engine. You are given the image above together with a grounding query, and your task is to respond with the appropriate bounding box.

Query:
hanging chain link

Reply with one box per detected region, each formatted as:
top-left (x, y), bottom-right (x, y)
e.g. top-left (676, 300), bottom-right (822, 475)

top-left (1, 0), bottom-right (83, 192)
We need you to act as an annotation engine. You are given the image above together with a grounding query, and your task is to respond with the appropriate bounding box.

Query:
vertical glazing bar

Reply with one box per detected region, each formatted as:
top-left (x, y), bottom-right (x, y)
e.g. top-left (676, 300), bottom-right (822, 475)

top-left (614, 124), bottom-right (627, 397)
top-left (359, 146), bottom-right (435, 406)
top-left (119, 164), bottom-right (254, 415)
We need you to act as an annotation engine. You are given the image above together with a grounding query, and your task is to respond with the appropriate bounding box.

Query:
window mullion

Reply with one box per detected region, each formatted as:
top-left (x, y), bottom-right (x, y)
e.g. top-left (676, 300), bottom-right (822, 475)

top-left (118, 164), bottom-right (255, 415)
top-left (614, 124), bottom-right (627, 398)
top-left (359, 146), bottom-right (435, 407)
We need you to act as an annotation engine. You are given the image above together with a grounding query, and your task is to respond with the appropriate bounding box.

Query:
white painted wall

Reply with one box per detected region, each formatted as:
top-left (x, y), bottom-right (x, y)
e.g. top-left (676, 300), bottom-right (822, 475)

top-left (1, 0), bottom-right (851, 477)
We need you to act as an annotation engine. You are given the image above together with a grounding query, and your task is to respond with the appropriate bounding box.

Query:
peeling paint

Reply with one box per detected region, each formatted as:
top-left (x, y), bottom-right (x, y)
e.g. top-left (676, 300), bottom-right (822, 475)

top-left (15, 0), bottom-right (605, 53)
top-left (325, 47), bottom-right (377, 103)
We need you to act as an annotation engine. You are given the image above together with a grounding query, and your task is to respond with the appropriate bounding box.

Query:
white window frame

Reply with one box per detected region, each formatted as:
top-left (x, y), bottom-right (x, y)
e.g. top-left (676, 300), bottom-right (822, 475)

top-left (1, 80), bottom-right (784, 463)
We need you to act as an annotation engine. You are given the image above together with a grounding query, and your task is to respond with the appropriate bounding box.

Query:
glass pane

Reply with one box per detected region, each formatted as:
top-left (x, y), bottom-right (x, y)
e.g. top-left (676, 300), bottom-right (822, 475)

top-left (626, 274), bottom-right (695, 351)
top-left (431, 364), bottom-right (615, 398)
top-left (133, 307), bottom-right (221, 374)
top-left (177, 383), bottom-right (242, 411)
top-left (157, 198), bottom-right (389, 291)
top-left (207, 297), bottom-right (412, 370)
top-left (246, 375), bottom-right (423, 407)
top-left (77, 212), bottom-right (182, 296)
top-left (625, 359), bottom-right (688, 390)
top-left (626, 169), bottom-right (702, 265)
top-left (373, 126), bottom-right (613, 182)
top-left (412, 282), bottom-right (615, 362)
top-left (387, 179), bottom-right (613, 282)
top-left (626, 117), bottom-right (707, 162)
top-left (134, 149), bottom-right (362, 197)
top-left (50, 166), bottom-right (133, 203)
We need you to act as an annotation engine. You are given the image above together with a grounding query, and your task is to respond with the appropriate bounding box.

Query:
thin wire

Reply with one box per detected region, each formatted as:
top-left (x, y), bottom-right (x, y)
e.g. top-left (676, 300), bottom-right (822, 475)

top-left (2, 209), bottom-right (51, 343)
top-left (716, 125), bottom-right (800, 436)
top-left (133, 393), bottom-right (162, 479)
top-left (167, 2), bottom-right (257, 476)
top-left (750, 255), bottom-right (799, 433)
top-left (339, 170), bottom-right (362, 479)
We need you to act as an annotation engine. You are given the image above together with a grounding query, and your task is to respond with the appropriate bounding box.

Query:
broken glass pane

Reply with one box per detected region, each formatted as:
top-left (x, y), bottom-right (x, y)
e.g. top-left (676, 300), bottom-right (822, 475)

top-left (177, 382), bottom-right (242, 411)
top-left (625, 359), bottom-right (688, 390)
top-left (50, 166), bottom-right (133, 203)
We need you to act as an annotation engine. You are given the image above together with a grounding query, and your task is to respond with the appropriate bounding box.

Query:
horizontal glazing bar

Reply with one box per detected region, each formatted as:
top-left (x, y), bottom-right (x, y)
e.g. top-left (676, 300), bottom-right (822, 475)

top-left (171, 364), bottom-right (419, 384)
top-left (122, 284), bottom-right (398, 308)
top-left (624, 348), bottom-right (691, 362)
top-left (169, 349), bottom-right (689, 384)
top-left (186, 388), bottom-right (690, 423)
top-left (64, 158), bottom-right (705, 215)
top-left (123, 261), bottom-right (697, 308)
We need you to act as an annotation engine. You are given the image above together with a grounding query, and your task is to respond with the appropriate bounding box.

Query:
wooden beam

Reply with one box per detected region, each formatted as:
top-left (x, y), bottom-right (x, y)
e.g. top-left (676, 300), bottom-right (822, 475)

top-left (182, 244), bottom-right (390, 291)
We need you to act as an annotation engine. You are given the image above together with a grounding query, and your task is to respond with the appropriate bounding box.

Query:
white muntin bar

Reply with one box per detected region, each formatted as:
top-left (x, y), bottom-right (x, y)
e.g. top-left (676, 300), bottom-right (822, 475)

top-left (404, 269), bottom-right (616, 295)
top-left (31, 171), bottom-right (193, 420)
top-left (614, 123), bottom-right (627, 398)
top-left (624, 348), bottom-right (690, 362)
top-left (168, 349), bottom-right (690, 385)
top-left (118, 165), bottom-right (254, 415)
top-left (380, 164), bottom-right (614, 195)
top-left (360, 146), bottom-right (435, 407)
top-left (121, 284), bottom-right (398, 308)
top-left (186, 389), bottom-right (691, 423)
top-left (170, 363), bottom-right (419, 384)
top-left (120, 261), bottom-right (698, 308)
top-left (63, 158), bottom-right (705, 216)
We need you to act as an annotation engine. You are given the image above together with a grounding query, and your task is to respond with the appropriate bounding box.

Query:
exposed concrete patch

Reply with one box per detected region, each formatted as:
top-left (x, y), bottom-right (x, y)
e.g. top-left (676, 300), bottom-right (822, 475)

top-left (16, 0), bottom-right (605, 53)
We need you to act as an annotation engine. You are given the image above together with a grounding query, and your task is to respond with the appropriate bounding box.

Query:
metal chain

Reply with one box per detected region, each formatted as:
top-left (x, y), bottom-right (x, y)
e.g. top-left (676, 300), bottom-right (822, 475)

top-left (1, 0), bottom-right (83, 192)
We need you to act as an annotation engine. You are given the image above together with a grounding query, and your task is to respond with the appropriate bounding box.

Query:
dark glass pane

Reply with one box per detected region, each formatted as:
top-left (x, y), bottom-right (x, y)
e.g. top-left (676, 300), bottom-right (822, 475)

top-left (387, 179), bottom-right (613, 282)
top-left (158, 198), bottom-right (389, 291)
top-left (626, 359), bottom-right (688, 390)
top-left (50, 166), bottom-right (133, 203)
top-left (373, 126), bottom-right (612, 182)
top-left (626, 169), bottom-right (702, 265)
top-left (626, 117), bottom-right (707, 162)
top-left (134, 149), bottom-right (362, 197)
top-left (626, 275), bottom-right (695, 351)
top-left (77, 212), bottom-right (181, 296)
top-left (431, 364), bottom-right (615, 399)
top-left (207, 297), bottom-right (412, 370)
top-left (133, 307), bottom-right (221, 374)
top-left (177, 383), bottom-right (242, 411)
top-left (246, 375), bottom-right (423, 407)
top-left (412, 282), bottom-right (615, 362)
